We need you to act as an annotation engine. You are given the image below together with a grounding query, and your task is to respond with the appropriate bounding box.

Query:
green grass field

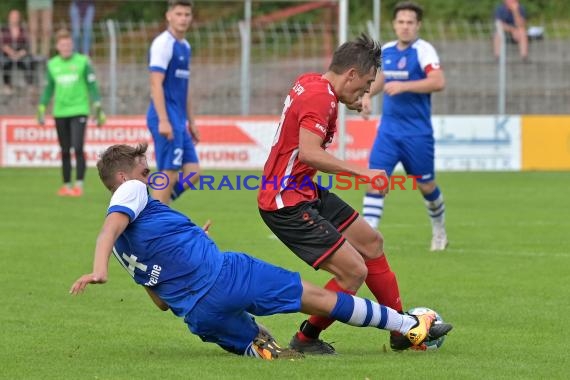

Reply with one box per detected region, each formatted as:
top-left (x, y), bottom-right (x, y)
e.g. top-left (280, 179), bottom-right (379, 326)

top-left (1, 169), bottom-right (568, 379)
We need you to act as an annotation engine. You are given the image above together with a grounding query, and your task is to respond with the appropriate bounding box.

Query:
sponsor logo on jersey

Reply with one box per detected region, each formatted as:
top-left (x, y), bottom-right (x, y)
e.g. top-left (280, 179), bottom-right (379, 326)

top-left (315, 123), bottom-right (327, 134)
top-left (56, 73), bottom-right (80, 85)
top-left (175, 69), bottom-right (190, 79)
top-left (144, 264), bottom-right (162, 286)
top-left (383, 70), bottom-right (409, 80)
top-left (292, 82), bottom-right (305, 96)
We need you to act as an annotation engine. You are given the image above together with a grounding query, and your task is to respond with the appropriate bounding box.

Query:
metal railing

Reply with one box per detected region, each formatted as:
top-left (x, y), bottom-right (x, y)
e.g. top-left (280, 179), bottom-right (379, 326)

top-left (1, 19), bottom-right (569, 116)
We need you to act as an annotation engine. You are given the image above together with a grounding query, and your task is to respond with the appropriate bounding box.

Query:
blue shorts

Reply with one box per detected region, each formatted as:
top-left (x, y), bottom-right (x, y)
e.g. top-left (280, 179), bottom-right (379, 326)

top-left (369, 129), bottom-right (435, 183)
top-left (184, 252), bottom-right (303, 355)
top-left (148, 117), bottom-right (198, 171)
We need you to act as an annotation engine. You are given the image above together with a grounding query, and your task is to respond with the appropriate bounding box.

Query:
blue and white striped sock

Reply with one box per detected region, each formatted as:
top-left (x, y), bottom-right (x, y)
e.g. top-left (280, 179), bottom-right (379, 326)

top-left (244, 342), bottom-right (261, 358)
top-left (362, 193), bottom-right (384, 229)
top-left (330, 292), bottom-right (416, 334)
top-left (423, 187), bottom-right (445, 231)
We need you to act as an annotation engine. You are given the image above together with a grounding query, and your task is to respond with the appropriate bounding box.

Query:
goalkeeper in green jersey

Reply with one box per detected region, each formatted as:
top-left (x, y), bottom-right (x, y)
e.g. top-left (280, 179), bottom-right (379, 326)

top-left (37, 28), bottom-right (106, 197)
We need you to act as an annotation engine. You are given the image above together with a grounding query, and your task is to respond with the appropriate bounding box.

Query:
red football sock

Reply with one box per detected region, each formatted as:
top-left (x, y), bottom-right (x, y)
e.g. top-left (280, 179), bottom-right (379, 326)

top-left (300, 278), bottom-right (355, 340)
top-left (365, 254), bottom-right (403, 312)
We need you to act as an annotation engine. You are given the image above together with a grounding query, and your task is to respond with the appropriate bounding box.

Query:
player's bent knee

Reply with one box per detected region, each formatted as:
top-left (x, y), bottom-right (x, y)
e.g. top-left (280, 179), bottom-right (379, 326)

top-left (364, 230), bottom-right (384, 258)
top-left (375, 231), bottom-right (384, 255)
top-left (418, 181), bottom-right (436, 194)
top-left (337, 264), bottom-right (367, 290)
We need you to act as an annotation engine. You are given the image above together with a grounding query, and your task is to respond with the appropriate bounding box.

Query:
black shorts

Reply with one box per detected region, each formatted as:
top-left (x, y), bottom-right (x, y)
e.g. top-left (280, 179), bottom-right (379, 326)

top-left (259, 188), bottom-right (359, 269)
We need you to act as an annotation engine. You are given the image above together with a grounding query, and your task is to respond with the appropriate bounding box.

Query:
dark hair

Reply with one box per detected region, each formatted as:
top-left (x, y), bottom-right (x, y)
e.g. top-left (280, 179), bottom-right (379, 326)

top-left (97, 143), bottom-right (148, 191)
top-left (168, 0), bottom-right (193, 9)
top-left (328, 33), bottom-right (381, 76)
top-left (393, 1), bottom-right (423, 22)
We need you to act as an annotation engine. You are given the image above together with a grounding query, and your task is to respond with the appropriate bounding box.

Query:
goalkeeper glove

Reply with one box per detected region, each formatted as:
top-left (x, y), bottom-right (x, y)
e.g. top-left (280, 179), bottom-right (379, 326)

top-left (93, 101), bottom-right (106, 127)
top-left (37, 104), bottom-right (46, 126)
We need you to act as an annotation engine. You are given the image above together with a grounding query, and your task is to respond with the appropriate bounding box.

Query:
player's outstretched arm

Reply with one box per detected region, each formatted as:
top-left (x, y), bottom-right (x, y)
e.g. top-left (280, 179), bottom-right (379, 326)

top-left (385, 69), bottom-right (445, 96)
top-left (149, 72), bottom-right (173, 140)
top-left (202, 219), bottom-right (212, 234)
top-left (69, 213), bottom-right (130, 295)
top-left (186, 85), bottom-right (200, 143)
top-left (368, 70), bottom-right (385, 98)
top-left (360, 71), bottom-right (384, 120)
top-left (37, 70), bottom-right (55, 125)
top-left (298, 129), bottom-right (362, 175)
top-left (299, 129), bottom-right (389, 194)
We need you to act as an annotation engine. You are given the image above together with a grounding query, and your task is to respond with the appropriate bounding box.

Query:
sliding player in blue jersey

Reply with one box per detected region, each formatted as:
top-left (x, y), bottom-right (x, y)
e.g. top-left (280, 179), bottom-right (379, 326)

top-left (147, 0), bottom-right (200, 204)
top-left (69, 143), bottom-right (452, 359)
top-left (361, 1), bottom-right (448, 251)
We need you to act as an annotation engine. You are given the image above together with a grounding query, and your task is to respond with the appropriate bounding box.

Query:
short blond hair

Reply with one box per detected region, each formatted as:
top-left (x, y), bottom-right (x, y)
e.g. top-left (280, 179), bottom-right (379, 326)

top-left (97, 143), bottom-right (149, 191)
top-left (55, 29), bottom-right (72, 42)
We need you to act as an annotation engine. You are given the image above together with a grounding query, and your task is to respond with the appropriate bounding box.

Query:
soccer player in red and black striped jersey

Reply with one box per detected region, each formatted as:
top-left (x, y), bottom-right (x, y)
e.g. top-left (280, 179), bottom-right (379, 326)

top-left (258, 34), bottom-right (412, 353)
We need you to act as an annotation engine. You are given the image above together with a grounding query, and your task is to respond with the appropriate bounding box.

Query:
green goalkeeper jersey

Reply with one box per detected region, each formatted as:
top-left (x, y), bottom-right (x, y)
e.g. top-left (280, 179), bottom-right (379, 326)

top-left (40, 53), bottom-right (101, 118)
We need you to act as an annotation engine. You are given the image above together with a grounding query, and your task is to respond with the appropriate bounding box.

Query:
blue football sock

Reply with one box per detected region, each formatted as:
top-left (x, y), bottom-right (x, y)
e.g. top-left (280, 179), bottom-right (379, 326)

top-left (170, 181), bottom-right (186, 201)
top-left (423, 186), bottom-right (445, 230)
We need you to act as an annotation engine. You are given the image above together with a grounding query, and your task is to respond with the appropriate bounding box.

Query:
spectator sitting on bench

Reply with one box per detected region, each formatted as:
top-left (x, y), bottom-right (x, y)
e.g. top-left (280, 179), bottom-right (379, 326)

top-left (1, 9), bottom-right (37, 95)
top-left (493, 0), bottom-right (529, 62)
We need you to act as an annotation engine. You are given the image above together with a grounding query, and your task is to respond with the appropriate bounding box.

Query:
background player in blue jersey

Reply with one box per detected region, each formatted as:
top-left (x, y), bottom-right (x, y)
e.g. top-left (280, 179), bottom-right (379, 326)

top-left (361, 1), bottom-right (448, 251)
top-left (147, 0), bottom-right (200, 204)
top-left (69, 143), bottom-right (452, 359)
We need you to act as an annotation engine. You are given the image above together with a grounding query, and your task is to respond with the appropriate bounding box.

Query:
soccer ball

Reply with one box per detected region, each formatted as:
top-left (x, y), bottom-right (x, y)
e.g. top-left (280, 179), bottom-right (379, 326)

top-left (407, 306), bottom-right (446, 350)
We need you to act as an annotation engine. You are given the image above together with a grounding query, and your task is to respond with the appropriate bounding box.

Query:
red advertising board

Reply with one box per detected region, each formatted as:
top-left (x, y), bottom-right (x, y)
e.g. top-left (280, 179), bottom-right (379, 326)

top-left (0, 116), bottom-right (378, 169)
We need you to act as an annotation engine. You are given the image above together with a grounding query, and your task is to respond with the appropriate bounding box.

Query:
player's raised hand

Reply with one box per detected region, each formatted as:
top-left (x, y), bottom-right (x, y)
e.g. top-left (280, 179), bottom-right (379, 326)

top-left (36, 104), bottom-right (46, 126)
top-left (159, 120), bottom-right (174, 140)
top-left (365, 168), bottom-right (390, 196)
top-left (202, 219), bottom-right (212, 235)
top-left (346, 96), bottom-right (363, 112)
top-left (92, 101), bottom-right (106, 127)
top-left (360, 93), bottom-right (372, 120)
top-left (384, 81), bottom-right (407, 96)
top-left (69, 272), bottom-right (108, 295)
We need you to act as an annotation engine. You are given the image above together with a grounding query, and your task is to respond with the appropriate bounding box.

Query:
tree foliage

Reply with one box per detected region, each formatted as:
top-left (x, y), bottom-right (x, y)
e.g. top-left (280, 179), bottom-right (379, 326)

top-left (1, 0), bottom-right (568, 24)
top-left (357, 0), bottom-right (569, 23)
